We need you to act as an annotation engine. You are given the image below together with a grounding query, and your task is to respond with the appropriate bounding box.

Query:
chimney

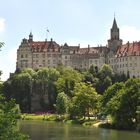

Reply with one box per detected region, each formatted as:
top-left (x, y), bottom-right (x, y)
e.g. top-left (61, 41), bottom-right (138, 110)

top-left (88, 44), bottom-right (90, 52)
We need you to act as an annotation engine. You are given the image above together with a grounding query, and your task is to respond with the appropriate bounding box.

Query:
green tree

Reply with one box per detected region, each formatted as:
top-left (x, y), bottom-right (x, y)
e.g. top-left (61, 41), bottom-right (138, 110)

top-left (35, 67), bottom-right (60, 110)
top-left (0, 42), bottom-right (4, 80)
top-left (0, 81), bottom-right (3, 93)
top-left (106, 78), bottom-right (140, 130)
top-left (69, 82), bottom-right (99, 119)
top-left (56, 92), bottom-right (69, 114)
top-left (3, 67), bottom-right (60, 112)
top-left (0, 95), bottom-right (29, 140)
top-left (101, 82), bottom-right (124, 112)
top-left (136, 100), bottom-right (140, 131)
top-left (99, 64), bottom-right (113, 79)
top-left (3, 72), bottom-right (32, 112)
top-left (112, 73), bottom-right (128, 83)
top-left (18, 72), bottom-right (32, 112)
top-left (56, 67), bottom-right (82, 97)
top-left (88, 65), bottom-right (98, 77)
top-left (95, 64), bottom-right (113, 94)
top-left (0, 42), bottom-right (4, 50)
top-left (0, 43), bottom-right (29, 139)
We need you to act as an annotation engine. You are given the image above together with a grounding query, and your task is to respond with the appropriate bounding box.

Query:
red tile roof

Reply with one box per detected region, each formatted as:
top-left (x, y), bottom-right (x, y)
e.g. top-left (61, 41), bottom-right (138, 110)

top-left (31, 41), bottom-right (49, 46)
top-left (117, 41), bottom-right (140, 57)
top-left (26, 39), bottom-right (107, 55)
top-left (30, 41), bottom-right (60, 52)
top-left (77, 47), bottom-right (107, 54)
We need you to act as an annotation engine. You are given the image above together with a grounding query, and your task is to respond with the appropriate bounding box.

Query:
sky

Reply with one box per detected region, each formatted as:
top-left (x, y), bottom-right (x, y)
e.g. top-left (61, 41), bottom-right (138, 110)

top-left (1, 0), bottom-right (140, 81)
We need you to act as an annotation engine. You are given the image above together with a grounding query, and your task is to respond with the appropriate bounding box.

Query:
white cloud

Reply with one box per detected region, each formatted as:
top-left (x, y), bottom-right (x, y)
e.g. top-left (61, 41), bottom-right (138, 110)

top-left (120, 25), bottom-right (140, 43)
top-left (0, 18), bottom-right (5, 32)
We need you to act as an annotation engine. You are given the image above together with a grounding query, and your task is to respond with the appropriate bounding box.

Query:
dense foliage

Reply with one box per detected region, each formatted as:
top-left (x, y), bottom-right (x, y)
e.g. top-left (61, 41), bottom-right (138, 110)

top-left (68, 82), bottom-right (99, 119)
top-left (2, 62), bottom-right (140, 131)
top-left (0, 43), bottom-right (29, 139)
top-left (102, 79), bottom-right (140, 130)
top-left (3, 68), bottom-right (60, 112)
top-left (0, 95), bottom-right (29, 140)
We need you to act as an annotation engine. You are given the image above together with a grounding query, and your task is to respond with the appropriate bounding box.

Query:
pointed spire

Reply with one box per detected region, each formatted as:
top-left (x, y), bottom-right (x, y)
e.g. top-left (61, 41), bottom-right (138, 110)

top-left (112, 17), bottom-right (118, 29)
top-left (114, 12), bottom-right (115, 19)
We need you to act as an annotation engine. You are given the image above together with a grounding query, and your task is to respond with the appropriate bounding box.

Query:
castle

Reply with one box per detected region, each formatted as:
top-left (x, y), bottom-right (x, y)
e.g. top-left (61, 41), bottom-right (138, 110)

top-left (16, 18), bottom-right (140, 78)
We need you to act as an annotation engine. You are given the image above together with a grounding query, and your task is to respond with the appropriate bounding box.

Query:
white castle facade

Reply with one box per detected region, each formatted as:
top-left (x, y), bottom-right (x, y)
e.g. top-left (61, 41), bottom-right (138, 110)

top-left (16, 18), bottom-right (140, 78)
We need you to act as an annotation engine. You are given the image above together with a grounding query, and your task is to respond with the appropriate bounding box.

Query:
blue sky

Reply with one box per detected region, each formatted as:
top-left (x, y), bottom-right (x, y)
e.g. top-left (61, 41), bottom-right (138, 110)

top-left (1, 0), bottom-right (140, 81)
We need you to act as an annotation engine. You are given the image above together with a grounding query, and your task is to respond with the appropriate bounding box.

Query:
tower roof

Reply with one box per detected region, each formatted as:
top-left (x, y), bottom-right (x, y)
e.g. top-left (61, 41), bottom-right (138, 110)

top-left (112, 18), bottom-right (118, 29)
top-left (29, 31), bottom-right (33, 37)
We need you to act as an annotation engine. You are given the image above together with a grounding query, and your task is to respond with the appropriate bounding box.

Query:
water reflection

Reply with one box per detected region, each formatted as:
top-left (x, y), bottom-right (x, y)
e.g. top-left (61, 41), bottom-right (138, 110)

top-left (20, 120), bottom-right (140, 140)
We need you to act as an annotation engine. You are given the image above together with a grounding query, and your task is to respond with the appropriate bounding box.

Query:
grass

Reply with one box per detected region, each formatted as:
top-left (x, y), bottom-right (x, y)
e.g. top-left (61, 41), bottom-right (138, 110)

top-left (21, 114), bottom-right (45, 120)
top-left (21, 114), bottom-right (67, 121)
top-left (21, 113), bottom-right (101, 127)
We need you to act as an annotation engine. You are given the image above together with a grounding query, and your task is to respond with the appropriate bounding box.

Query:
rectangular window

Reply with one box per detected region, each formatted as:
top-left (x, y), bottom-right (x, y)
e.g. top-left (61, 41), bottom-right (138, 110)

top-left (53, 60), bottom-right (55, 64)
top-left (65, 61), bottom-right (67, 66)
top-left (33, 54), bottom-right (36, 58)
top-left (48, 60), bottom-right (50, 64)
top-left (42, 54), bottom-right (45, 58)
top-left (95, 60), bottom-right (97, 64)
top-left (47, 54), bottom-right (51, 57)
top-left (36, 54), bottom-right (39, 58)
top-left (90, 60), bottom-right (92, 64)
top-left (58, 60), bottom-right (61, 64)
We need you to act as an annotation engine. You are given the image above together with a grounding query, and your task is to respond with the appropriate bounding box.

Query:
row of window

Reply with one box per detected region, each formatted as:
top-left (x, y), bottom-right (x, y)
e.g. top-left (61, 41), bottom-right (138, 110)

top-left (89, 59), bottom-right (105, 64)
top-left (119, 71), bottom-right (140, 78)
top-left (111, 62), bottom-right (138, 69)
top-left (21, 53), bottom-right (63, 59)
top-left (109, 56), bottom-right (139, 64)
top-left (32, 53), bottom-right (61, 58)
top-left (21, 54), bottom-right (28, 58)
top-left (32, 59), bottom-right (61, 64)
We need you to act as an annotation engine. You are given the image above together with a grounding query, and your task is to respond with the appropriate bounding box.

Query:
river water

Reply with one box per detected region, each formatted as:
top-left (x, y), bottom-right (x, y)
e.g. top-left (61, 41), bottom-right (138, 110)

top-left (20, 120), bottom-right (140, 140)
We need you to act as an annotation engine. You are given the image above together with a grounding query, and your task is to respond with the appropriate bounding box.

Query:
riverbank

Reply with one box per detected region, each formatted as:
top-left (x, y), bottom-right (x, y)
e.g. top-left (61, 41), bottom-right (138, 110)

top-left (21, 113), bottom-right (140, 132)
top-left (21, 113), bottom-right (103, 127)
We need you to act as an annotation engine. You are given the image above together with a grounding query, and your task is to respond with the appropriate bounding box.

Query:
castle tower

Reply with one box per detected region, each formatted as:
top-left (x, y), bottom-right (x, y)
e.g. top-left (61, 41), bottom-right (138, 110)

top-left (29, 32), bottom-right (33, 42)
top-left (108, 17), bottom-right (122, 52)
